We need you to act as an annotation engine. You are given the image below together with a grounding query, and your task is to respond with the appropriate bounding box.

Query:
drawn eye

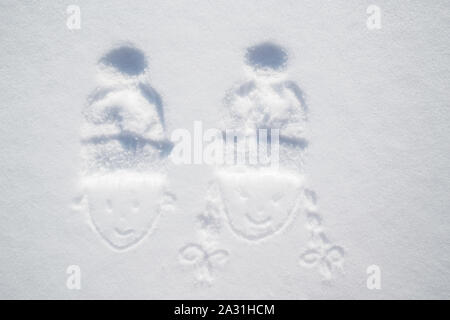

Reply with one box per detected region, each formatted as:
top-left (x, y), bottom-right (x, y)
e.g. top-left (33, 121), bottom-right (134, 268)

top-left (106, 199), bottom-right (113, 213)
top-left (271, 192), bottom-right (284, 203)
top-left (132, 200), bottom-right (140, 211)
top-left (238, 186), bottom-right (250, 200)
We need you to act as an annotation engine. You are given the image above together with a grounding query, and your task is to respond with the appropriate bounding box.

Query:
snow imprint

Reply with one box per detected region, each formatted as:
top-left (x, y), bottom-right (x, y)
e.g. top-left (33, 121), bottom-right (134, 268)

top-left (75, 45), bottom-right (175, 251)
top-left (182, 42), bottom-right (345, 280)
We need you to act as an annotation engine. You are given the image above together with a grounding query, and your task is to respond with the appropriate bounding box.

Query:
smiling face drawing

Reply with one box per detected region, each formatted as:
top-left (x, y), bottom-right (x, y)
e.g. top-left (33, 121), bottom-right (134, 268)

top-left (216, 169), bottom-right (303, 241)
top-left (82, 173), bottom-right (166, 250)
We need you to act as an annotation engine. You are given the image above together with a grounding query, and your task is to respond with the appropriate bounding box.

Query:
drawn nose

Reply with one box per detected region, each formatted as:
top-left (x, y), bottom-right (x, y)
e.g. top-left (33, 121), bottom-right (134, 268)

top-left (117, 207), bottom-right (130, 222)
top-left (106, 199), bottom-right (113, 213)
top-left (256, 203), bottom-right (265, 214)
top-left (118, 216), bottom-right (127, 227)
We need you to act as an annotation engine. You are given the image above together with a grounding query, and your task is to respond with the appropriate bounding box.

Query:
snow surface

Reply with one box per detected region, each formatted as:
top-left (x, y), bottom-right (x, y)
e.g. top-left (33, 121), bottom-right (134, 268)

top-left (0, 0), bottom-right (449, 299)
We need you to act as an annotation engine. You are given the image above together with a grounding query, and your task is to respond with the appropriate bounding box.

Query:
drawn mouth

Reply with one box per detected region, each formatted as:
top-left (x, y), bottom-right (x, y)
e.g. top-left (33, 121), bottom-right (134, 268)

top-left (245, 213), bottom-right (272, 227)
top-left (114, 227), bottom-right (135, 237)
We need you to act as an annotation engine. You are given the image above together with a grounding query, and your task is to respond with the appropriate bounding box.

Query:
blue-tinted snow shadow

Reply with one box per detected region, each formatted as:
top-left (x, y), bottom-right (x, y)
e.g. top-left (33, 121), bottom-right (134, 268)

top-left (245, 42), bottom-right (288, 70)
top-left (99, 46), bottom-right (148, 76)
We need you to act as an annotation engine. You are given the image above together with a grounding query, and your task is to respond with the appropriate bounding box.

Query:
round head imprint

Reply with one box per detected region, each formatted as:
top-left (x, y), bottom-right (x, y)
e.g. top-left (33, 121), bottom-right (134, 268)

top-left (100, 46), bottom-right (148, 76)
top-left (245, 42), bottom-right (288, 71)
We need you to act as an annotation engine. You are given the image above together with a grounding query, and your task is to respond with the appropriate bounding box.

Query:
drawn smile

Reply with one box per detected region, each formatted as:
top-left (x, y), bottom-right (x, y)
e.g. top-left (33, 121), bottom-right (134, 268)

top-left (114, 227), bottom-right (135, 237)
top-left (245, 213), bottom-right (272, 227)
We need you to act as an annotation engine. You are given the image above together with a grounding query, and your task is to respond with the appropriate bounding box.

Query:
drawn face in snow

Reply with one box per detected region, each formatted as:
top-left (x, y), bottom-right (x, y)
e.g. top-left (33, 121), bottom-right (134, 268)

top-left (216, 170), bottom-right (302, 241)
top-left (83, 175), bottom-right (165, 250)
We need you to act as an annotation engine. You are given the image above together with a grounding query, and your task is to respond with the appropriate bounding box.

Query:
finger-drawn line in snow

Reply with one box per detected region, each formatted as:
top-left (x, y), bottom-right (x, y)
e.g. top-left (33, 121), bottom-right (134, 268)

top-left (180, 182), bottom-right (229, 284)
top-left (179, 243), bottom-right (229, 284)
top-left (298, 189), bottom-right (345, 279)
top-left (75, 44), bottom-right (175, 251)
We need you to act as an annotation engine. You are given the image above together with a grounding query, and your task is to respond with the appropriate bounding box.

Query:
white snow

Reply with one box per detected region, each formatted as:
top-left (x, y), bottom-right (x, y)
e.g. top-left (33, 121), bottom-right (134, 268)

top-left (0, 0), bottom-right (449, 299)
